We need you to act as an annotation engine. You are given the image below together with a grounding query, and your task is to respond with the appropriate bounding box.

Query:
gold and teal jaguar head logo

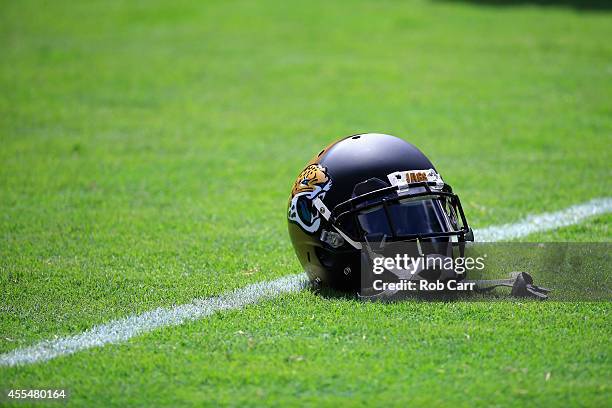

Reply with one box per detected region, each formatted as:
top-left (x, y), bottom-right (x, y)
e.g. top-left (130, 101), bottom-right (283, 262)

top-left (288, 164), bottom-right (332, 233)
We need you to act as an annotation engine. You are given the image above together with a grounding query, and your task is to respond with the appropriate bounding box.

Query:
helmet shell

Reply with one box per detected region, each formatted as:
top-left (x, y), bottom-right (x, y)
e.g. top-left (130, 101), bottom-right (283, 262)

top-left (288, 133), bottom-right (437, 290)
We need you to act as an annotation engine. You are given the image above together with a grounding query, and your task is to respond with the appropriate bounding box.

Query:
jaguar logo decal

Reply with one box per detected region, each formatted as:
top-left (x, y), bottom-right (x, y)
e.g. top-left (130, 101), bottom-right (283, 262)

top-left (288, 164), bottom-right (332, 233)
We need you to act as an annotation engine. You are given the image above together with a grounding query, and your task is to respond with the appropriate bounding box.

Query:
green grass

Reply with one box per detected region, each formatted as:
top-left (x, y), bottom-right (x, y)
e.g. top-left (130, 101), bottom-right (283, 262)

top-left (0, 0), bottom-right (611, 406)
top-left (2, 293), bottom-right (610, 407)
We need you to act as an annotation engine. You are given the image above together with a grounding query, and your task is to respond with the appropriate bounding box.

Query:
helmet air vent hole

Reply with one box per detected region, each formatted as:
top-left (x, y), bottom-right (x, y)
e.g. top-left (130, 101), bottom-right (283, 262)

top-left (317, 149), bottom-right (325, 157)
top-left (307, 251), bottom-right (311, 262)
top-left (351, 135), bottom-right (361, 139)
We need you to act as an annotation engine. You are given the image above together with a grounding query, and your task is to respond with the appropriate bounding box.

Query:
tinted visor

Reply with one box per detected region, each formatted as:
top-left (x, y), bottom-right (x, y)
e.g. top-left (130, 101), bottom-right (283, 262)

top-left (357, 198), bottom-right (448, 240)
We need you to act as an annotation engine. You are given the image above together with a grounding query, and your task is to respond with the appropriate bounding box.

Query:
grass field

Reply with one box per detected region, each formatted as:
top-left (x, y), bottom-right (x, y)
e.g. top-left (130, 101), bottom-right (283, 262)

top-left (1, 0), bottom-right (611, 406)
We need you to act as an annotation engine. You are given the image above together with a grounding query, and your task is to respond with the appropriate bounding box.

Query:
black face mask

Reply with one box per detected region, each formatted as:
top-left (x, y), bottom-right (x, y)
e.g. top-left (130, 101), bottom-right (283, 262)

top-left (357, 198), bottom-right (448, 240)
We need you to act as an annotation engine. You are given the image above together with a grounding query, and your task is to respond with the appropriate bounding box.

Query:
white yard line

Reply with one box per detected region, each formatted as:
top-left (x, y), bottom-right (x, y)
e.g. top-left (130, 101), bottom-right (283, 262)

top-left (0, 275), bottom-right (307, 367)
top-left (1, 197), bottom-right (610, 367)
top-left (475, 197), bottom-right (612, 242)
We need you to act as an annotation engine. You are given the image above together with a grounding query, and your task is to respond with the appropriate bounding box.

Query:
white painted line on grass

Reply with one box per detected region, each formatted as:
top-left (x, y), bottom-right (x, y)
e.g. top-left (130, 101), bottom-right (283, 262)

top-left (1, 197), bottom-right (610, 367)
top-left (475, 197), bottom-right (612, 242)
top-left (0, 274), bottom-right (307, 367)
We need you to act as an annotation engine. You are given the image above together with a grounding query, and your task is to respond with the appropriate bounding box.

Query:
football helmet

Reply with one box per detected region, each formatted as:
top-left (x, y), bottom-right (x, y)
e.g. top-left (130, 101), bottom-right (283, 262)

top-left (287, 133), bottom-right (473, 291)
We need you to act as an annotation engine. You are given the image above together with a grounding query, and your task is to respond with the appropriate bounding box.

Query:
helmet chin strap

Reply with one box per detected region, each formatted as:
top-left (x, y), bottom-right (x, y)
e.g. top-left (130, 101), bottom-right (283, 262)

top-left (312, 197), bottom-right (362, 250)
top-left (465, 272), bottom-right (550, 299)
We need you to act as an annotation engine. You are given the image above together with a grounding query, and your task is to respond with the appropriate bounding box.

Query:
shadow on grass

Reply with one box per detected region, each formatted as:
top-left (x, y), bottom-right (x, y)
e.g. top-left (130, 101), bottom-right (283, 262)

top-left (311, 284), bottom-right (492, 303)
top-left (435, 0), bottom-right (612, 11)
top-left (309, 281), bottom-right (549, 303)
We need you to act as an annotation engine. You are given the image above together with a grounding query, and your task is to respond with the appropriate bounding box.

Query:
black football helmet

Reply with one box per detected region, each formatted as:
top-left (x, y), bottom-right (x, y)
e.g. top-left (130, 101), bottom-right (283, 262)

top-left (287, 133), bottom-right (473, 291)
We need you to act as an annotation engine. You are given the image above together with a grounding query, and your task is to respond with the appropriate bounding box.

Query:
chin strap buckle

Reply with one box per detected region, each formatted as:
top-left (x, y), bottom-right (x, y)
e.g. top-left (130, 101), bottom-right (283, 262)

top-left (320, 230), bottom-right (344, 248)
top-left (472, 272), bottom-right (550, 300)
top-left (510, 272), bottom-right (551, 299)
